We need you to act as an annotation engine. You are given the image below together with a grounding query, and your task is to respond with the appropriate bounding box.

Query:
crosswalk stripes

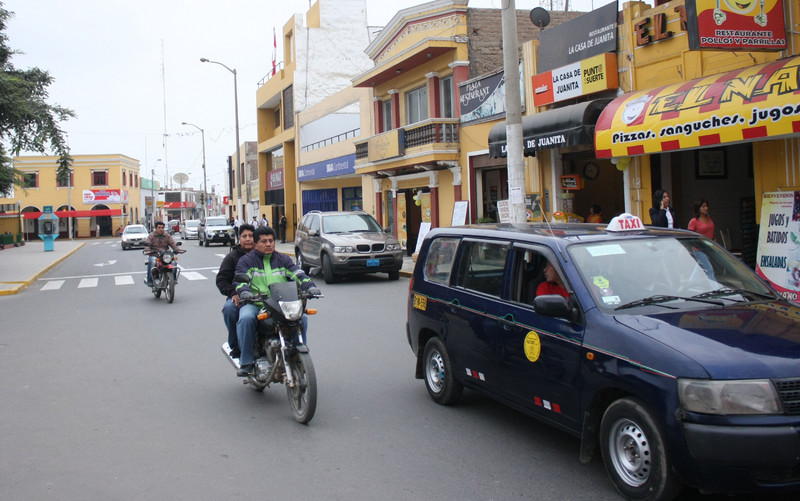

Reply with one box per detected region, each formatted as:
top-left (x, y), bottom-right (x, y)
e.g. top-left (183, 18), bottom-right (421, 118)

top-left (40, 280), bottom-right (64, 291)
top-left (115, 275), bottom-right (135, 285)
top-left (38, 267), bottom-right (218, 291)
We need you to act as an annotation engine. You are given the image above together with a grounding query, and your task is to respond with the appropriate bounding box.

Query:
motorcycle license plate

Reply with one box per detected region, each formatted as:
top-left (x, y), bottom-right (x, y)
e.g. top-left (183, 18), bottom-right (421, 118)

top-left (366, 259), bottom-right (379, 267)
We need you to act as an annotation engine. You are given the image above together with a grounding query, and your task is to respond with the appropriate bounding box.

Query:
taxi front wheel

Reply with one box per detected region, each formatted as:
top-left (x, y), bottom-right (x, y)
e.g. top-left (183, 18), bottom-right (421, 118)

top-left (422, 337), bottom-right (462, 405)
top-left (599, 397), bottom-right (682, 501)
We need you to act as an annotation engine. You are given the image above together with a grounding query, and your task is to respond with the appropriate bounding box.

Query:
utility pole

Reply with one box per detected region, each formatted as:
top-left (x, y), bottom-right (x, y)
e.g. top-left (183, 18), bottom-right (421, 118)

top-left (502, 0), bottom-right (527, 223)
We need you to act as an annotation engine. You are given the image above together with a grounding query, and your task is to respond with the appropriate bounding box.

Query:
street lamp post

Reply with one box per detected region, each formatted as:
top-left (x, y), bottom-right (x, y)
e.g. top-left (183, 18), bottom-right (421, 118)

top-left (182, 122), bottom-right (208, 218)
top-left (151, 158), bottom-right (162, 229)
top-left (200, 57), bottom-right (243, 221)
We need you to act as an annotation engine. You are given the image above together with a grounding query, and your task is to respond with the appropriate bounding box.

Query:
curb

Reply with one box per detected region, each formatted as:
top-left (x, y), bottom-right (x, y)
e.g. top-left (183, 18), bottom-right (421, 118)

top-left (0, 242), bottom-right (87, 296)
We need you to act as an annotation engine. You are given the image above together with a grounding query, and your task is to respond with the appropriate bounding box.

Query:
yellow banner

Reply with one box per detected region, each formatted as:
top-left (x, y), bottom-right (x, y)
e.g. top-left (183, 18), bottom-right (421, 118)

top-left (595, 56), bottom-right (800, 157)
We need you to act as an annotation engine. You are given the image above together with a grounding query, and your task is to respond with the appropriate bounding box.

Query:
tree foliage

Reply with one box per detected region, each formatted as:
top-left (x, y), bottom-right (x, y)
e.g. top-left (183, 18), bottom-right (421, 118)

top-left (0, 2), bottom-right (74, 195)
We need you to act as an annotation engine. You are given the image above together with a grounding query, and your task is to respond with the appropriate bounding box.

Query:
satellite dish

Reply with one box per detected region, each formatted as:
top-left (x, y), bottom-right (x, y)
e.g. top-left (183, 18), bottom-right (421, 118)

top-left (530, 7), bottom-right (550, 29)
top-left (173, 172), bottom-right (189, 188)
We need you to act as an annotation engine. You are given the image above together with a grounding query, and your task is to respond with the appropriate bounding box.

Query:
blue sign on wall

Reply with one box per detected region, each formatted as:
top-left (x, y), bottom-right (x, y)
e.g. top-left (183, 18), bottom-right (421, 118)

top-left (297, 154), bottom-right (356, 181)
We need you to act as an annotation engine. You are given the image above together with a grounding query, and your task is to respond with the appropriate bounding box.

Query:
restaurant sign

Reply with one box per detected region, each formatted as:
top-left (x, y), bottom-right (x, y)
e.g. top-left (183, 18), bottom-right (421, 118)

top-left (595, 56), bottom-right (800, 158)
top-left (686, 0), bottom-right (786, 50)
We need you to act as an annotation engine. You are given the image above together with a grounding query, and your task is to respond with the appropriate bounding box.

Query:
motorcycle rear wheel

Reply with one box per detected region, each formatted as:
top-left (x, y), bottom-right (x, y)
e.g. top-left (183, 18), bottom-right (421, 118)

top-left (165, 273), bottom-right (175, 303)
top-left (286, 352), bottom-right (317, 424)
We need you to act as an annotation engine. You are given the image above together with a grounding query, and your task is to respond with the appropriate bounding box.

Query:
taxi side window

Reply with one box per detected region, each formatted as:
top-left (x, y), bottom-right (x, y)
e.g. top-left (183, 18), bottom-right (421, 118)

top-left (510, 248), bottom-right (547, 305)
top-left (423, 237), bottom-right (459, 284)
top-left (455, 241), bottom-right (508, 296)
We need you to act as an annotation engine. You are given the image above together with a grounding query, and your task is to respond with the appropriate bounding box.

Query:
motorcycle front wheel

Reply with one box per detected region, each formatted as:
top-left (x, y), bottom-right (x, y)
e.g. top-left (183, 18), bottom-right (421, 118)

top-left (286, 352), bottom-right (317, 424)
top-left (165, 272), bottom-right (175, 303)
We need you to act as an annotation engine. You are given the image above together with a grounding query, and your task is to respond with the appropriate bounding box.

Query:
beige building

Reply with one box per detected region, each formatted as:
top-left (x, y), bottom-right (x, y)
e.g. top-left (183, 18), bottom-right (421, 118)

top-left (2, 154), bottom-right (141, 239)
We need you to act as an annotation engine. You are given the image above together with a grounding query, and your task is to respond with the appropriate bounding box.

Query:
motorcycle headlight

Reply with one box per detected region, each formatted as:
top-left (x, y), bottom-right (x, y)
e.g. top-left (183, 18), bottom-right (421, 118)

top-left (161, 253), bottom-right (173, 264)
top-left (279, 300), bottom-right (304, 321)
top-left (678, 378), bottom-right (781, 415)
top-left (333, 246), bottom-right (355, 253)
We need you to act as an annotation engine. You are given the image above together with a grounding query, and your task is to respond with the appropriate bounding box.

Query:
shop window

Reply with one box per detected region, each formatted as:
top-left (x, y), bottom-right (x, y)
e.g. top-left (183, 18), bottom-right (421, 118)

top-left (342, 187), bottom-right (363, 211)
top-left (440, 76), bottom-right (454, 118)
top-left (302, 188), bottom-right (337, 213)
top-left (406, 85), bottom-right (428, 125)
top-left (92, 171), bottom-right (108, 186)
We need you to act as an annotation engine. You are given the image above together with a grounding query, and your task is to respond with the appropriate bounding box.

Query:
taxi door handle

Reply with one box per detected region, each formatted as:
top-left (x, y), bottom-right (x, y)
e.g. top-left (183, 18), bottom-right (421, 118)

top-left (498, 316), bottom-right (515, 329)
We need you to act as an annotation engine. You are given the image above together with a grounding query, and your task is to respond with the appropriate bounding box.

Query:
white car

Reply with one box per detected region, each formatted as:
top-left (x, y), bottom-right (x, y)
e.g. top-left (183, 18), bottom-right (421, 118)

top-left (121, 224), bottom-right (148, 250)
top-left (181, 219), bottom-right (200, 239)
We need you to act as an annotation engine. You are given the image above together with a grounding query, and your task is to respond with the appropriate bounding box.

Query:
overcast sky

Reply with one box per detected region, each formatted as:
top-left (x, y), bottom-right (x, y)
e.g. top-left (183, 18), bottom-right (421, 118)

top-left (5, 0), bottom-right (617, 194)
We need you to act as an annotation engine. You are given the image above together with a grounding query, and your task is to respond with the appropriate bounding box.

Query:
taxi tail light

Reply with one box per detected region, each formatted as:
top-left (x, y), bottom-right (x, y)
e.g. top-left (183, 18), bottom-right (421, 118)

top-left (257, 312), bottom-right (270, 321)
top-left (305, 308), bottom-right (317, 315)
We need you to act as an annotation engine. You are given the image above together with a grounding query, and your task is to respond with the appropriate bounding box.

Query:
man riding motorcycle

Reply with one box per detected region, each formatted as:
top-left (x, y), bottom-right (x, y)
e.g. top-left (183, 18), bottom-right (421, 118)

top-left (215, 223), bottom-right (256, 359)
top-left (234, 226), bottom-right (319, 376)
top-left (143, 221), bottom-right (182, 286)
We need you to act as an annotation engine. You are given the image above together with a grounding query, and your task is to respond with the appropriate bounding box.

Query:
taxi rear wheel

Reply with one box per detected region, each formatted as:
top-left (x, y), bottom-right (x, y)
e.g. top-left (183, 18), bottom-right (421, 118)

top-left (422, 337), bottom-right (462, 405)
top-left (599, 397), bottom-right (681, 501)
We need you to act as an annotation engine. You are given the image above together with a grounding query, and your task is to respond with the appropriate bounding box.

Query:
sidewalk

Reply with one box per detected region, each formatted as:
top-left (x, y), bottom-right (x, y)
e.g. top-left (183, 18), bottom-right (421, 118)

top-left (0, 239), bottom-right (86, 295)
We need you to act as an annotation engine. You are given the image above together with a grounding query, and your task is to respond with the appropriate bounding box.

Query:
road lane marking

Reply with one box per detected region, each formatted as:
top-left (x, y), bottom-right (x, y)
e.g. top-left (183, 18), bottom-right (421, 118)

top-left (180, 271), bottom-right (207, 281)
top-left (40, 280), bottom-right (64, 291)
top-left (115, 275), bottom-right (134, 285)
top-left (78, 278), bottom-right (98, 288)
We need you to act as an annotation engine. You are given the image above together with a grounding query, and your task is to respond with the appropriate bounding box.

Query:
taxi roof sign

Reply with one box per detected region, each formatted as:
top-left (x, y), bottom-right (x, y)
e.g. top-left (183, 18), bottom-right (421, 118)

top-left (606, 213), bottom-right (644, 232)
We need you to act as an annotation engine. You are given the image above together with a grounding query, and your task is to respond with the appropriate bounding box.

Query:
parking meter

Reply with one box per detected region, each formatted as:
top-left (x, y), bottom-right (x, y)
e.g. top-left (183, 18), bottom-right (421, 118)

top-left (38, 206), bottom-right (59, 251)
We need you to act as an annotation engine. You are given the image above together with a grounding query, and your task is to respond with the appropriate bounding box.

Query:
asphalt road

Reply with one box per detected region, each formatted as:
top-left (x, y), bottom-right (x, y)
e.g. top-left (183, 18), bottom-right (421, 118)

top-left (0, 238), bottom-right (795, 500)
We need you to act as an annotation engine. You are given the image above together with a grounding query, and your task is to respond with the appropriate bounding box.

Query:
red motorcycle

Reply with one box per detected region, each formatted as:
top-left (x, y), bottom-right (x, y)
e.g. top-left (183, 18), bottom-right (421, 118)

top-left (144, 243), bottom-right (185, 303)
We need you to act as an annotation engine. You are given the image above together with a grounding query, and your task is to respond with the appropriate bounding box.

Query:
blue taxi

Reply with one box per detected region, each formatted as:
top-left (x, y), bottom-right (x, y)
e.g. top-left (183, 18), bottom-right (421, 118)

top-left (406, 214), bottom-right (800, 500)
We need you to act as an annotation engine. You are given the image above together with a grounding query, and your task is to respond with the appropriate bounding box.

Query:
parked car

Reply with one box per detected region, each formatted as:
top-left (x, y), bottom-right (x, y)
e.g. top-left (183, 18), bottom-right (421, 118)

top-left (120, 224), bottom-right (148, 250)
top-left (180, 219), bottom-right (200, 240)
top-left (406, 214), bottom-right (800, 500)
top-left (294, 210), bottom-right (403, 284)
top-left (198, 216), bottom-right (234, 247)
top-left (167, 219), bottom-right (180, 235)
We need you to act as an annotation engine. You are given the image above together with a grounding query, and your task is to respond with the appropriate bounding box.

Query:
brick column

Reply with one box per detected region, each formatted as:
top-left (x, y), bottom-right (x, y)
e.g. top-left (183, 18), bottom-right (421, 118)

top-left (373, 98), bottom-right (384, 133)
top-left (426, 72), bottom-right (440, 119)
top-left (449, 61), bottom-right (470, 119)
top-left (389, 89), bottom-right (401, 130)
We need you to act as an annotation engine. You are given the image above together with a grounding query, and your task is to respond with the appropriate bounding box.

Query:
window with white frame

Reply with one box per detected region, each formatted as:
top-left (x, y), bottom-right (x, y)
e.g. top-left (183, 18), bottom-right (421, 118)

top-left (405, 85), bottom-right (428, 125)
top-left (440, 75), bottom-right (454, 118)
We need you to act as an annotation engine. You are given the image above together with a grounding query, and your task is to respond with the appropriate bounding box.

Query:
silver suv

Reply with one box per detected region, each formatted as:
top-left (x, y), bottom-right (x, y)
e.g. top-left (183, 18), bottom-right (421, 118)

top-left (294, 210), bottom-right (403, 284)
top-left (198, 216), bottom-right (234, 247)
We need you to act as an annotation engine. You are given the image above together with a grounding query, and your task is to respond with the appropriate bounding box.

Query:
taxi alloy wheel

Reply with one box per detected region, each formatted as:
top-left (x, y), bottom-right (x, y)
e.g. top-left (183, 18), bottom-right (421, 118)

top-left (600, 397), bottom-right (681, 501)
top-left (422, 337), bottom-right (462, 405)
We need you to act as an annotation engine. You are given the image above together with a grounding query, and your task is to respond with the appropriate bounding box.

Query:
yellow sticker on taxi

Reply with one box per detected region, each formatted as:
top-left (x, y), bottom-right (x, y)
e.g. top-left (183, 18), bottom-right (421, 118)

top-left (413, 293), bottom-right (428, 311)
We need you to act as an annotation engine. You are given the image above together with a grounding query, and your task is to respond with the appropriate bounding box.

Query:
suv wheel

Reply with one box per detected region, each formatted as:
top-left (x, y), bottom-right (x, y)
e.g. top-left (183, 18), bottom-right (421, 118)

top-left (322, 254), bottom-right (339, 284)
top-left (388, 270), bottom-right (400, 280)
top-left (296, 251), bottom-right (311, 274)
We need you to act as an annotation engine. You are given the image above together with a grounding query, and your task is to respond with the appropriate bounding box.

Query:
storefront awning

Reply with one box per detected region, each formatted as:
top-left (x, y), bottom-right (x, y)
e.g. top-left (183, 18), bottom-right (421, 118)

top-left (489, 99), bottom-right (612, 158)
top-left (595, 56), bottom-right (800, 158)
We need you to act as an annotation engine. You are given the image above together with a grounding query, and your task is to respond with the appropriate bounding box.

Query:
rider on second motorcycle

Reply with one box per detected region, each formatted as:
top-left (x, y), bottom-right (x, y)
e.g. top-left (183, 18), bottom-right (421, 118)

top-left (233, 226), bottom-right (319, 376)
top-left (143, 221), bottom-right (181, 287)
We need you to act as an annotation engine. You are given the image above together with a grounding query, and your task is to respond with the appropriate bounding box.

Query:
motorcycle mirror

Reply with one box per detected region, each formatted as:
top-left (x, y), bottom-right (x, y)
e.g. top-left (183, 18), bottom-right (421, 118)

top-left (234, 273), bottom-right (251, 284)
top-left (177, 241), bottom-right (183, 246)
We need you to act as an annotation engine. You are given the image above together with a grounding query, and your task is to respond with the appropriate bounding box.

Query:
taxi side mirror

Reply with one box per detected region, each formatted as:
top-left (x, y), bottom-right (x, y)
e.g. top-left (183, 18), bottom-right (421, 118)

top-left (533, 294), bottom-right (572, 318)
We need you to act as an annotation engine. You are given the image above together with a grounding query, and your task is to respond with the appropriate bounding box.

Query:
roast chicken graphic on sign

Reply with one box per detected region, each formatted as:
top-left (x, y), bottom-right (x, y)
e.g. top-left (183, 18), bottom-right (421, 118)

top-left (712, 0), bottom-right (773, 26)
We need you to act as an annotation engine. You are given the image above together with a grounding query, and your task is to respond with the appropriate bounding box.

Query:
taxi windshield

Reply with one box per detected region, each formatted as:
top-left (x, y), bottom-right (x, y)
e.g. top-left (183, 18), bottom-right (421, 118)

top-left (569, 236), bottom-right (775, 313)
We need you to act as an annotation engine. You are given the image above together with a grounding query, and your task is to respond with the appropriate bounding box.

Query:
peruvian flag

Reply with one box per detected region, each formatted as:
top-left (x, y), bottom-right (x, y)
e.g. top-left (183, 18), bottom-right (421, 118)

top-left (271, 27), bottom-right (277, 76)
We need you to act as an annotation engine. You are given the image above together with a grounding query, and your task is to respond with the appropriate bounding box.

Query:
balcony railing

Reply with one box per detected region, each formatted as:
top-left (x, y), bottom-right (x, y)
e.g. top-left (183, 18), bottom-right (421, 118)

top-left (355, 118), bottom-right (459, 161)
top-left (301, 128), bottom-right (360, 153)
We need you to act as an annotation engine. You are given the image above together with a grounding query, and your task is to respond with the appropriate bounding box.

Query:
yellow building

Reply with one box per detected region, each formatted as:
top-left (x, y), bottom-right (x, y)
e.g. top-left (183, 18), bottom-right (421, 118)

top-left (255, 0), bottom-right (373, 241)
top-left (2, 154), bottom-right (141, 239)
